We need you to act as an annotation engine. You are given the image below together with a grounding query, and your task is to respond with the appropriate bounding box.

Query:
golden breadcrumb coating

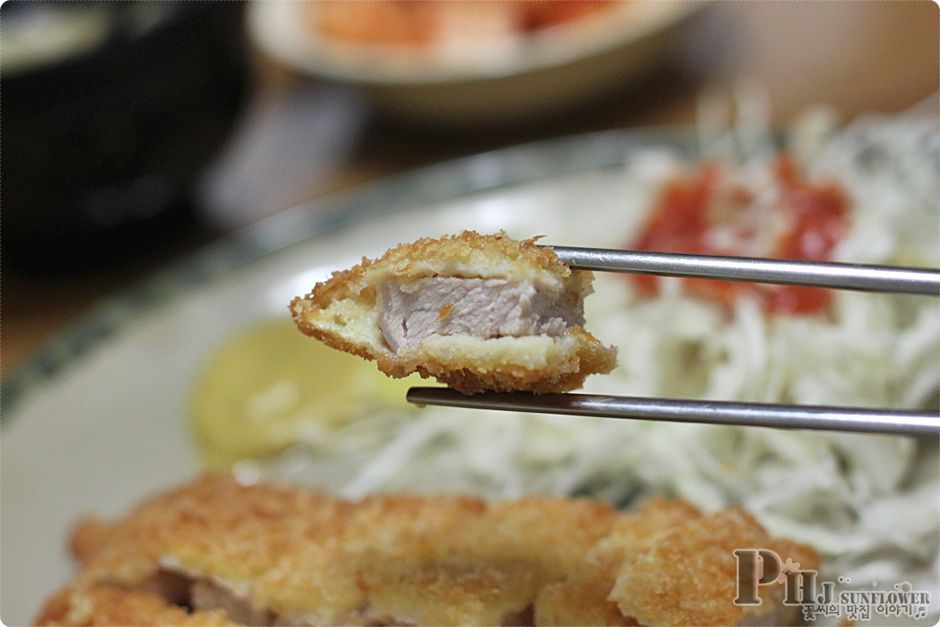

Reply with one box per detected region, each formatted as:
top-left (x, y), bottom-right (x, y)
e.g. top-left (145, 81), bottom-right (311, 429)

top-left (290, 231), bottom-right (617, 394)
top-left (38, 475), bottom-right (818, 626)
top-left (36, 585), bottom-right (237, 626)
top-left (534, 497), bottom-right (699, 626)
top-left (607, 505), bottom-right (819, 627)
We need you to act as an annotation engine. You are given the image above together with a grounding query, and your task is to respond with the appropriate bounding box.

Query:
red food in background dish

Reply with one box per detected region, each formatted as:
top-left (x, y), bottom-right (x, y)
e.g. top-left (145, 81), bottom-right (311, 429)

top-left (316, 2), bottom-right (436, 47)
top-left (631, 155), bottom-right (849, 315)
top-left (314, 1), bottom-right (618, 48)
top-left (519, 0), bottom-right (618, 31)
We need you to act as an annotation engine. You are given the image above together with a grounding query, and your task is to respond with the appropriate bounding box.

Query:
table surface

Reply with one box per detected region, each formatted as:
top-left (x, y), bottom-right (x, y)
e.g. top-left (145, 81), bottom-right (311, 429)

top-left (4, 1), bottom-right (938, 377)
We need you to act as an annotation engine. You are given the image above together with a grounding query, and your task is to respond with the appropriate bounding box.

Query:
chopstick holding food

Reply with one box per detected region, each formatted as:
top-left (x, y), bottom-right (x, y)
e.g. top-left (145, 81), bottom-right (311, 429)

top-left (292, 230), bottom-right (939, 435)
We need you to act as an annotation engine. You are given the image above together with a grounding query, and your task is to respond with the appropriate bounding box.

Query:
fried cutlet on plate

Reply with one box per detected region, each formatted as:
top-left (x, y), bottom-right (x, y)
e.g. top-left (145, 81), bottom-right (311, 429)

top-left (290, 231), bottom-right (617, 394)
top-left (37, 475), bottom-right (817, 626)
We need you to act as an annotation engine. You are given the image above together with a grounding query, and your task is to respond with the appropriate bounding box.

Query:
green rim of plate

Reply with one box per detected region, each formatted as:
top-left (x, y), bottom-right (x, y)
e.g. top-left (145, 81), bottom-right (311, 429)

top-left (1, 127), bottom-right (695, 415)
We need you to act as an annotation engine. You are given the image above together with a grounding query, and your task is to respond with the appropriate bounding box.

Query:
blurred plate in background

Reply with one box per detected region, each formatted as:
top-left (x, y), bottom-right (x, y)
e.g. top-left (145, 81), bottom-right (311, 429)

top-left (247, 1), bottom-right (707, 126)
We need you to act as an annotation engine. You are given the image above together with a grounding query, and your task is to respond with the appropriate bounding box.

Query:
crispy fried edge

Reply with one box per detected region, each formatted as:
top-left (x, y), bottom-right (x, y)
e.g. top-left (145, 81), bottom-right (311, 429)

top-left (396, 327), bottom-right (617, 394)
top-left (609, 506), bottom-right (821, 626)
top-left (534, 497), bottom-right (701, 626)
top-left (35, 584), bottom-right (237, 626)
top-left (301, 231), bottom-right (573, 310)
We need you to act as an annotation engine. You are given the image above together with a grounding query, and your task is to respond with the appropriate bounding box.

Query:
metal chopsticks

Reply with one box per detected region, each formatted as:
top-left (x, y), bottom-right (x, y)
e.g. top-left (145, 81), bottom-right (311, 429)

top-left (405, 247), bottom-right (940, 435)
top-left (406, 388), bottom-right (939, 437)
top-left (544, 246), bottom-right (940, 296)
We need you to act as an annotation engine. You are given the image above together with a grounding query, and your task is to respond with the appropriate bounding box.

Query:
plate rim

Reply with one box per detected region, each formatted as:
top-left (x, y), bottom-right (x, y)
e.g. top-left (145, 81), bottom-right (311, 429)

top-left (1, 126), bottom-right (695, 415)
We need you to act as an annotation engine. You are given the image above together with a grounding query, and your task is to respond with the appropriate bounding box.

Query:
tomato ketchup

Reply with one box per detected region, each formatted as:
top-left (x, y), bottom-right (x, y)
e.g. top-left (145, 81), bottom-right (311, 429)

top-left (631, 156), bottom-right (848, 315)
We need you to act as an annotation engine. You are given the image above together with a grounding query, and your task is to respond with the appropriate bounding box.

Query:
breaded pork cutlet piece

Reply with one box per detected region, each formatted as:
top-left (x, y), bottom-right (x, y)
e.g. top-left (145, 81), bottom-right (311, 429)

top-left (37, 475), bottom-right (818, 626)
top-left (290, 231), bottom-right (617, 394)
top-left (37, 475), bottom-right (618, 626)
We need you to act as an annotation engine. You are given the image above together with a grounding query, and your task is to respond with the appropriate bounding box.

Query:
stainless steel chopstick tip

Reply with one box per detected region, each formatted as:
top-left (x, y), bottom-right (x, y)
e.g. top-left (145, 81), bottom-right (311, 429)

top-left (406, 388), bottom-right (940, 437)
top-left (543, 246), bottom-right (940, 296)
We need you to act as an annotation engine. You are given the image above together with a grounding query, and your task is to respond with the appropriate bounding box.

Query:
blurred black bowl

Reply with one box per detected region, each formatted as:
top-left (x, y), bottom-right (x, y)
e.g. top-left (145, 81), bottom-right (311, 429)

top-left (1, 1), bottom-right (249, 269)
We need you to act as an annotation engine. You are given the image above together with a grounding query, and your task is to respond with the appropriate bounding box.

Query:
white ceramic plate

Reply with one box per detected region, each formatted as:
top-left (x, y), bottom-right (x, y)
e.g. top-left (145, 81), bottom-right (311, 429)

top-left (247, 1), bottom-right (707, 125)
top-left (1, 129), bottom-right (689, 623)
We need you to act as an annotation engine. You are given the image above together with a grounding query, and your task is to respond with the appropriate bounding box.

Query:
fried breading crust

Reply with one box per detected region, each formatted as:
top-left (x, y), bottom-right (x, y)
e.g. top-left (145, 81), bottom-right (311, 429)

top-left (36, 585), bottom-right (236, 626)
top-left (609, 506), bottom-right (818, 626)
top-left (37, 475), bottom-right (818, 626)
top-left (535, 497), bottom-right (700, 626)
top-left (290, 231), bottom-right (617, 394)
